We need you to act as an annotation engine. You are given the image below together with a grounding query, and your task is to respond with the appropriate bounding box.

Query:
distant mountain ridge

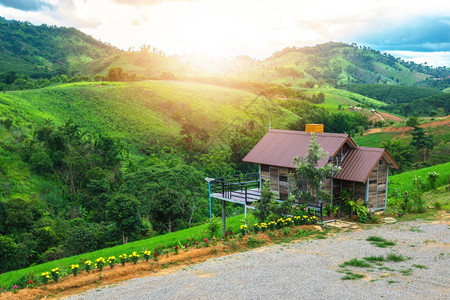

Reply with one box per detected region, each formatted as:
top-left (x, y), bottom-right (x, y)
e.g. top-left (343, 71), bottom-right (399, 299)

top-left (233, 42), bottom-right (450, 88)
top-left (1, 17), bottom-right (449, 90)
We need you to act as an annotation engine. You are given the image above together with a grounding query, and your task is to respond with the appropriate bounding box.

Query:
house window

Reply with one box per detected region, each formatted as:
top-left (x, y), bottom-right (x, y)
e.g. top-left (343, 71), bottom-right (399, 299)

top-left (279, 175), bottom-right (288, 182)
top-left (261, 165), bottom-right (269, 172)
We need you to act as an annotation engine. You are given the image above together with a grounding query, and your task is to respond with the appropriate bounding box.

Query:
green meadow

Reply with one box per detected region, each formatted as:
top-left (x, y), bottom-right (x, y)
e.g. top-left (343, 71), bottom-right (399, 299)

top-left (388, 162), bottom-right (450, 197)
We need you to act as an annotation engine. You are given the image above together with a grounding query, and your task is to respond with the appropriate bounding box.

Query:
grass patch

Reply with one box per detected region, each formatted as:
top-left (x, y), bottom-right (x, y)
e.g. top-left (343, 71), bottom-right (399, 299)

top-left (246, 237), bottom-right (265, 248)
top-left (340, 259), bottom-right (372, 268)
top-left (386, 253), bottom-right (409, 262)
top-left (363, 255), bottom-right (385, 263)
top-left (341, 271), bottom-right (365, 280)
top-left (388, 162), bottom-right (450, 196)
top-left (366, 236), bottom-right (396, 248)
top-left (412, 264), bottom-right (427, 269)
top-left (388, 280), bottom-right (399, 284)
top-left (379, 267), bottom-right (396, 272)
top-left (399, 268), bottom-right (413, 276)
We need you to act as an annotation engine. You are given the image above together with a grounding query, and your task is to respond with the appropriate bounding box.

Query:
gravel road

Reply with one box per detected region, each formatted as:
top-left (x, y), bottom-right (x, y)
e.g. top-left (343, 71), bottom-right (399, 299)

top-left (68, 220), bottom-right (450, 300)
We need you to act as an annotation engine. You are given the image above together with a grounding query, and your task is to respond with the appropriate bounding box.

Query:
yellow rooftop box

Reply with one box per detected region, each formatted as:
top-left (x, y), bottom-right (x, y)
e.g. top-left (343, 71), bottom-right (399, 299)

top-left (305, 124), bottom-right (324, 133)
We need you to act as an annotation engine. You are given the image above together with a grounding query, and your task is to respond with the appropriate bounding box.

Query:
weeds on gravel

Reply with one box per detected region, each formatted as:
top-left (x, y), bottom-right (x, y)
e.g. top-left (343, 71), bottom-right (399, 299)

top-left (340, 259), bottom-right (372, 268)
top-left (399, 268), bottom-right (413, 276)
top-left (363, 256), bottom-right (385, 263)
top-left (386, 253), bottom-right (409, 262)
top-left (366, 236), bottom-right (396, 248)
top-left (378, 267), bottom-right (395, 272)
top-left (341, 271), bottom-right (364, 280)
top-left (412, 264), bottom-right (427, 269)
top-left (388, 280), bottom-right (398, 284)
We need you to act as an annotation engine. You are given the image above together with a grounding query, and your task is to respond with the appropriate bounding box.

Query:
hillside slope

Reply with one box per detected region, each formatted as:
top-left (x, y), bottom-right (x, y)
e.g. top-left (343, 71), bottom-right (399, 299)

top-left (1, 81), bottom-right (297, 149)
top-left (0, 17), bottom-right (120, 77)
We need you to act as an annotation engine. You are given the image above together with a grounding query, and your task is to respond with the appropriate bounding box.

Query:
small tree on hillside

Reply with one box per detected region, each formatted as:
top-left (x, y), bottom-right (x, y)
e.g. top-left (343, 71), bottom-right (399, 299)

top-left (411, 126), bottom-right (434, 161)
top-left (150, 188), bottom-right (189, 233)
top-left (290, 134), bottom-right (341, 207)
top-left (106, 193), bottom-right (143, 244)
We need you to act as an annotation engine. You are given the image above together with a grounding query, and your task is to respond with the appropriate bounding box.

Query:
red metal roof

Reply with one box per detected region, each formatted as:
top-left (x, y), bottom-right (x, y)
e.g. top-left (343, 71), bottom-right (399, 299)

top-left (333, 147), bottom-right (384, 183)
top-left (242, 129), bottom-right (354, 169)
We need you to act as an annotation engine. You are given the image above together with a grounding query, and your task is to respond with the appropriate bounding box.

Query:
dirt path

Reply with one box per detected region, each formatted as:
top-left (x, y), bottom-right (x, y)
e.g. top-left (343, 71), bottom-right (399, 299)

top-left (365, 116), bottom-right (450, 135)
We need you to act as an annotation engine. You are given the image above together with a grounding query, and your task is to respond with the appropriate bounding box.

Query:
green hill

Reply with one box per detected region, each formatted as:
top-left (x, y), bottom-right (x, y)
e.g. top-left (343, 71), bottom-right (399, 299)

top-left (1, 81), bottom-right (297, 148)
top-left (0, 17), bottom-right (120, 78)
top-left (80, 51), bottom-right (192, 78)
top-left (231, 42), bottom-right (449, 87)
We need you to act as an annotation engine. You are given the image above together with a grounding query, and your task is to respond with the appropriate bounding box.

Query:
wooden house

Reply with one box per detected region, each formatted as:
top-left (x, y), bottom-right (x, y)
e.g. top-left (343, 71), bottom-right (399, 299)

top-left (242, 127), bottom-right (398, 211)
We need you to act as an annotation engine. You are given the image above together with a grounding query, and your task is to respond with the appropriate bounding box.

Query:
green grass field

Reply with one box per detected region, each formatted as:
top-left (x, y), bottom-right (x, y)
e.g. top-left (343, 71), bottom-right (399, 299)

top-left (353, 132), bottom-right (404, 148)
top-left (0, 214), bottom-right (256, 290)
top-left (388, 162), bottom-right (450, 197)
top-left (0, 80), bottom-right (298, 150)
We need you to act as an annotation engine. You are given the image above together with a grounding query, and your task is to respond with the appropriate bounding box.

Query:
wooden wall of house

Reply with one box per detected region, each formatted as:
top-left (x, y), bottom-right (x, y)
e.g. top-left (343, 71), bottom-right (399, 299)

top-left (332, 179), bottom-right (341, 201)
top-left (354, 182), bottom-right (366, 202)
top-left (279, 167), bottom-right (289, 200)
top-left (367, 157), bottom-right (388, 210)
top-left (260, 164), bottom-right (289, 200)
top-left (261, 164), bottom-right (270, 184)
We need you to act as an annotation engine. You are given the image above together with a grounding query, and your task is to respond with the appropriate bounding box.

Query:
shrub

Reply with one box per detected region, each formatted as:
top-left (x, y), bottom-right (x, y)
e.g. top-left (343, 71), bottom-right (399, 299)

top-left (427, 171), bottom-right (439, 189)
top-left (50, 268), bottom-right (60, 282)
top-left (119, 254), bottom-right (127, 266)
top-left (411, 176), bottom-right (426, 213)
top-left (70, 264), bottom-right (79, 277)
top-left (107, 256), bottom-right (116, 268)
top-left (95, 257), bottom-right (106, 271)
top-left (41, 272), bottom-right (51, 284)
top-left (84, 260), bottom-right (92, 273)
top-left (433, 201), bottom-right (442, 210)
top-left (240, 225), bottom-right (247, 235)
top-left (130, 251), bottom-right (140, 264)
top-left (143, 250), bottom-right (151, 262)
top-left (283, 227), bottom-right (291, 236)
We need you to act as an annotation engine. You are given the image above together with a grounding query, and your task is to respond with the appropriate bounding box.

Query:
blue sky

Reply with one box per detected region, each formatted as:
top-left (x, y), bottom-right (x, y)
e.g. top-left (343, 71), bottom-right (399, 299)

top-left (0, 0), bottom-right (449, 66)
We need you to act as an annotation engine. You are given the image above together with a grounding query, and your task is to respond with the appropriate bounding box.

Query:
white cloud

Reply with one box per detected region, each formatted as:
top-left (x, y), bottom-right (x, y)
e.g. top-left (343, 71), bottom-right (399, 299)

top-left (386, 51), bottom-right (450, 68)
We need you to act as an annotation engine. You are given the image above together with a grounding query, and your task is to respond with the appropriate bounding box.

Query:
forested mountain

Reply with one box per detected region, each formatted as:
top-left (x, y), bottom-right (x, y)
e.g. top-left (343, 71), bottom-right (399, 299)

top-left (0, 17), bottom-right (120, 78)
top-left (252, 42), bottom-right (450, 87)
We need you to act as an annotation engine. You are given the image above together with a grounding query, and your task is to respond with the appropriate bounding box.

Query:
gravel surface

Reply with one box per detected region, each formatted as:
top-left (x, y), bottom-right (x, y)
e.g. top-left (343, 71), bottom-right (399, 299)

top-left (68, 220), bottom-right (450, 300)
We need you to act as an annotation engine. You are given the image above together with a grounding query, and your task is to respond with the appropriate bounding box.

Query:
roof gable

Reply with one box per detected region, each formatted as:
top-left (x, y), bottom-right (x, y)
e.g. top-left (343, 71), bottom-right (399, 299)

top-left (242, 129), bottom-right (354, 169)
top-left (333, 147), bottom-right (398, 183)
